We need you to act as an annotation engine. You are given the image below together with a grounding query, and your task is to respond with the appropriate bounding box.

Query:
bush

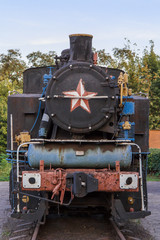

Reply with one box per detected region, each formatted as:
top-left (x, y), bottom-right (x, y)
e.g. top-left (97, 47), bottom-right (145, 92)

top-left (148, 148), bottom-right (160, 175)
top-left (0, 153), bottom-right (11, 181)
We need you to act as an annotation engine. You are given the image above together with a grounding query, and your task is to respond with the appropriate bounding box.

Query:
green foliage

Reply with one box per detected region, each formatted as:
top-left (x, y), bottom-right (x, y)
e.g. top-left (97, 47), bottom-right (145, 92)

top-left (147, 175), bottom-right (160, 181)
top-left (0, 96), bottom-right (7, 153)
top-left (0, 49), bottom-right (27, 153)
top-left (0, 154), bottom-right (11, 181)
top-left (97, 49), bottom-right (117, 68)
top-left (27, 51), bottom-right (56, 67)
top-left (97, 39), bottom-right (160, 129)
top-left (0, 49), bottom-right (27, 87)
top-left (112, 40), bottom-right (141, 93)
top-left (142, 42), bottom-right (160, 129)
top-left (148, 149), bottom-right (160, 175)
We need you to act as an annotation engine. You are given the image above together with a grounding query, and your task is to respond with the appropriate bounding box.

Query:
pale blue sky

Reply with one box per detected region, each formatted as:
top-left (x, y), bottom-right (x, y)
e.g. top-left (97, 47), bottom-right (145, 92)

top-left (0, 0), bottom-right (160, 59)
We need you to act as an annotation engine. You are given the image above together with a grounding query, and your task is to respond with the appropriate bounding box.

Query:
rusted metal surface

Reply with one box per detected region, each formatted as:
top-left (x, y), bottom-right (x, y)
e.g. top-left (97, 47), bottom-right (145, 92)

top-left (130, 96), bottom-right (149, 152)
top-left (28, 143), bottom-right (132, 168)
top-left (7, 94), bottom-right (41, 150)
top-left (110, 219), bottom-right (126, 240)
top-left (149, 130), bottom-right (160, 149)
top-left (22, 161), bottom-right (139, 205)
top-left (31, 223), bottom-right (40, 240)
top-left (69, 34), bottom-right (93, 62)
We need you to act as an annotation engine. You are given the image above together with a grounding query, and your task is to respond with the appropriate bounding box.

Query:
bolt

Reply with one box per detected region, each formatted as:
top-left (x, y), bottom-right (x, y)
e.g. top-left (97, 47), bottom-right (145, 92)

top-left (68, 126), bottom-right (71, 130)
top-left (69, 65), bottom-right (72, 69)
top-left (111, 96), bottom-right (115, 99)
top-left (51, 113), bottom-right (55, 117)
top-left (47, 96), bottom-right (50, 99)
top-left (90, 64), bottom-right (93, 68)
top-left (105, 115), bottom-right (109, 119)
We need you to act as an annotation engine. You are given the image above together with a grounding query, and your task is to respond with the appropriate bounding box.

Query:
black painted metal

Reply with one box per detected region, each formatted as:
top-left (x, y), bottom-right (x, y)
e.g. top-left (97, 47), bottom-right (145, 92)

top-left (23, 66), bottom-right (56, 94)
top-left (130, 96), bottom-right (149, 152)
top-left (68, 172), bottom-right (98, 198)
top-left (69, 34), bottom-right (93, 63)
top-left (113, 199), bottom-right (151, 222)
top-left (7, 34), bottom-right (150, 221)
top-left (7, 94), bottom-right (42, 150)
top-left (46, 62), bottom-right (117, 133)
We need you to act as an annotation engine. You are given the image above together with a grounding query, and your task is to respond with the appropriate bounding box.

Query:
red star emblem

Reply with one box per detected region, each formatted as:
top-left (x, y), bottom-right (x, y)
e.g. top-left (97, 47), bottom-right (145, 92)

top-left (63, 79), bottom-right (97, 113)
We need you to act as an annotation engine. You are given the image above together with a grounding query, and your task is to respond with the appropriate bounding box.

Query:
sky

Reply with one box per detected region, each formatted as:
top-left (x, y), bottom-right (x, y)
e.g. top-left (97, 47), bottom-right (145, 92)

top-left (0, 0), bottom-right (160, 60)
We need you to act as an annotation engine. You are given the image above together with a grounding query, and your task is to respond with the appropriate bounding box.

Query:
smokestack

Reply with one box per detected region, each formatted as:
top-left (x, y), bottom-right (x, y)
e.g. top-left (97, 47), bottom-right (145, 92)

top-left (69, 34), bottom-right (93, 63)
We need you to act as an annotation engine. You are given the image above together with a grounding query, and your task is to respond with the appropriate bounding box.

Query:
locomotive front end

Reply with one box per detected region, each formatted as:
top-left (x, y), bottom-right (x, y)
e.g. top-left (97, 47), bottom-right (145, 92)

top-left (8, 34), bottom-right (151, 223)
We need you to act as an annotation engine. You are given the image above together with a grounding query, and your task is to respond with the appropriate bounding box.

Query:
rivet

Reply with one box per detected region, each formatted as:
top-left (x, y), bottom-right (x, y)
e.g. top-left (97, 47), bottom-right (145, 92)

top-left (90, 64), bottom-right (93, 68)
top-left (106, 77), bottom-right (109, 80)
top-left (53, 76), bottom-right (56, 79)
top-left (47, 96), bottom-right (50, 99)
top-left (89, 126), bottom-right (92, 130)
top-left (51, 113), bottom-right (55, 117)
top-left (68, 126), bottom-right (71, 130)
top-left (69, 65), bottom-right (72, 69)
top-left (105, 115), bottom-right (109, 119)
top-left (111, 96), bottom-right (115, 99)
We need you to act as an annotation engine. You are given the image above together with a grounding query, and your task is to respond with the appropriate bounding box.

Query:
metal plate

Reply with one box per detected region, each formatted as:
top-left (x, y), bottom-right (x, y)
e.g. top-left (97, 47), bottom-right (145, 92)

top-left (120, 174), bottom-right (138, 189)
top-left (23, 173), bottom-right (41, 189)
top-left (46, 62), bottom-right (116, 133)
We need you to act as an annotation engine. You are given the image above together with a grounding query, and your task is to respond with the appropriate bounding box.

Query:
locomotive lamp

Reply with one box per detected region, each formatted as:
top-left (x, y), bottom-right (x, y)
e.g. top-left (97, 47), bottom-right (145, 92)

top-left (128, 196), bottom-right (135, 205)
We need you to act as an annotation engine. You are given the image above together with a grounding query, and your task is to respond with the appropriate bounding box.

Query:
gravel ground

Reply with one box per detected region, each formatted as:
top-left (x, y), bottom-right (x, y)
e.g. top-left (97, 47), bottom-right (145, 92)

top-left (0, 181), bottom-right (159, 240)
top-left (0, 182), bottom-right (10, 238)
top-left (140, 181), bottom-right (160, 240)
top-left (37, 214), bottom-right (117, 240)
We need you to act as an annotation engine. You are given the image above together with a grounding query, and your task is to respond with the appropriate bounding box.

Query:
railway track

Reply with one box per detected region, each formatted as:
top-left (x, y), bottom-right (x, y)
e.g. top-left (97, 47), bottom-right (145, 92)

top-left (8, 221), bottom-right (35, 240)
top-left (8, 213), bottom-right (140, 240)
top-left (35, 214), bottom-right (127, 240)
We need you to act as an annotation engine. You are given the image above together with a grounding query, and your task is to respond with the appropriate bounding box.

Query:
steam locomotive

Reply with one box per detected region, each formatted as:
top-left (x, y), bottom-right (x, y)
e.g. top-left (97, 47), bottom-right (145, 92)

top-left (7, 34), bottom-right (151, 223)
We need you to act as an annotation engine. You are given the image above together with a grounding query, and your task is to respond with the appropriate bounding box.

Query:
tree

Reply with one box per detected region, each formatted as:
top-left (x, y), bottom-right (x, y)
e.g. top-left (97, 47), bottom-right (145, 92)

top-left (96, 39), bottom-right (160, 129)
top-left (27, 51), bottom-right (56, 67)
top-left (0, 49), bottom-right (27, 152)
top-left (97, 49), bottom-right (117, 68)
top-left (142, 41), bottom-right (160, 129)
top-left (0, 49), bottom-right (27, 89)
top-left (112, 40), bottom-right (141, 93)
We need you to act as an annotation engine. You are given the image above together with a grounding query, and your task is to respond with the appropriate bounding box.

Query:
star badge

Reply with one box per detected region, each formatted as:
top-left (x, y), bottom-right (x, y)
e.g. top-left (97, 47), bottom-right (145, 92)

top-left (63, 78), bottom-right (97, 113)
